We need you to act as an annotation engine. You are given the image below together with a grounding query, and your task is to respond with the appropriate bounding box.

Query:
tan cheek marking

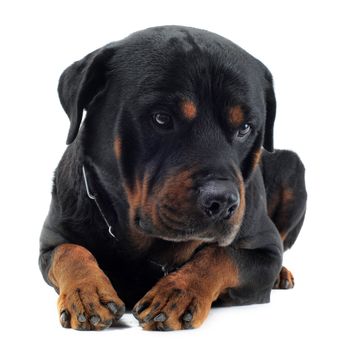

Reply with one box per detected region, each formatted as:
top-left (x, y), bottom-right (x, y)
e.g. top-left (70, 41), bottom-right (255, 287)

top-left (125, 179), bottom-right (142, 221)
top-left (160, 170), bottom-right (192, 206)
top-left (232, 176), bottom-right (246, 227)
top-left (252, 148), bottom-right (262, 169)
top-left (229, 106), bottom-right (244, 127)
top-left (142, 174), bottom-right (161, 231)
top-left (147, 170), bottom-right (193, 232)
top-left (114, 137), bottom-right (122, 160)
top-left (181, 100), bottom-right (197, 120)
top-left (227, 170), bottom-right (246, 227)
top-left (125, 174), bottom-right (151, 221)
top-left (125, 176), bottom-right (154, 251)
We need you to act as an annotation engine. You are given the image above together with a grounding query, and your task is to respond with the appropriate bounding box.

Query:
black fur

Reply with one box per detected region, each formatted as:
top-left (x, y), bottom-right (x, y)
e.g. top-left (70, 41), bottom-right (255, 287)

top-left (39, 26), bottom-right (306, 313)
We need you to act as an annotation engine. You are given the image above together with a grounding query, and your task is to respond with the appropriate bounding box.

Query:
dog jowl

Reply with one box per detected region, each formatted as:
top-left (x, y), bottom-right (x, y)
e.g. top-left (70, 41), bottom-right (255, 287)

top-left (39, 26), bottom-right (307, 331)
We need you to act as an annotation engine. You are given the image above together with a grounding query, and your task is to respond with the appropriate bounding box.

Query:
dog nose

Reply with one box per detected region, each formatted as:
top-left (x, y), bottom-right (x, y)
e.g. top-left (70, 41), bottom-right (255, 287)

top-left (198, 181), bottom-right (240, 220)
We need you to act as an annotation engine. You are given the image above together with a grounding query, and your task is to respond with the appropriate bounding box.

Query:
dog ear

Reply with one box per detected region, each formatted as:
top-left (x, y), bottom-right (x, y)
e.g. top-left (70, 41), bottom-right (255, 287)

top-left (263, 73), bottom-right (276, 152)
top-left (58, 45), bottom-right (115, 144)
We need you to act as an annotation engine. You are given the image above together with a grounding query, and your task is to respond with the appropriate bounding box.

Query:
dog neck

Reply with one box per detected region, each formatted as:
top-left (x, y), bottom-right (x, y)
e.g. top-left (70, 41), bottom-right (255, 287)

top-left (81, 163), bottom-right (208, 276)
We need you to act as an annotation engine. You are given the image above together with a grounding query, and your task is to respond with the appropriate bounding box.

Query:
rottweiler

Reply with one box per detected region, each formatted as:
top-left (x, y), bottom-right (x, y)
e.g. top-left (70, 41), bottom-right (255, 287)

top-left (39, 26), bottom-right (307, 331)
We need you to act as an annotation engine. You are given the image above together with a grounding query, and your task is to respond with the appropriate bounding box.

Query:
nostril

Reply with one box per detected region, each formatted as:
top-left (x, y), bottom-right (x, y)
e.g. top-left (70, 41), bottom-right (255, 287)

top-left (205, 201), bottom-right (221, 217)
top-left (209, 201), bottom-right (221, 214)
top-left (223, 205), bottom-right (236, 220)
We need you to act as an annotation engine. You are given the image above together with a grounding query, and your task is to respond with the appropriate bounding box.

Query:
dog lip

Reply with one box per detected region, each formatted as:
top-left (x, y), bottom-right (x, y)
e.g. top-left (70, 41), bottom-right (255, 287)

top-left (157, 207), bottom-right (188, 231)
top-left (136, 207), bottom-right (237, 244)
top-left (157, 209), bottom-right (189, 234)
top-left (136, 214), bottom-right (186, 236)
top-left (157, 205), bottom-right (210, 234)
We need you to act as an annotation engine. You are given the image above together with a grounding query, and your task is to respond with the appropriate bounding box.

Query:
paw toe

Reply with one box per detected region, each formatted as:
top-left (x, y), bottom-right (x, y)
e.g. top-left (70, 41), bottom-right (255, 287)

top-left (274, 266), bottom-right (295, 289)
top-left (57, 285), bottom-right (125, 330)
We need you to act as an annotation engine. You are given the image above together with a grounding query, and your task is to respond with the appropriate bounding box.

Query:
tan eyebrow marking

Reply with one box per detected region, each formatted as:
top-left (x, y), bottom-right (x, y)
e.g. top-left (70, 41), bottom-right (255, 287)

top-left (228, 106), bottom-right (244, 126)
top-left (181, 100), bottom-right (197, 120)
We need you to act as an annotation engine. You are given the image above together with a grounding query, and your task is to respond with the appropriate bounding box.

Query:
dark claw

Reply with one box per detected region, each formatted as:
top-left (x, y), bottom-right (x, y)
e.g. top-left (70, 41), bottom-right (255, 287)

top-left (89, 315), bottom-right (101, 326)
top-left (103, 319), bottom-right (113, 328)
top-left (60, 310), bottom-right (70, 327)
top-left (183, 322), bottom-right (193, 330)
top-left (107, 302), bottom-right (119, 314)
top-left (156, 323), bottom-right (165, 331)
top-left (157, 323), bottom-right (173, 331)
top-left (182, 312), bottom-right (193, 322)
top-left (134, 302), bottom-right (149, 315)
top-left (143, 313), bottom-right (154, 323)
top-left (78, 314), bottom-right (87, 323)
top-left (107, 302), bottom-right (125, 317)
top-left (281, 280), bottom-right (289, 289)
top-left (153, 313), bottom-right (167, 322)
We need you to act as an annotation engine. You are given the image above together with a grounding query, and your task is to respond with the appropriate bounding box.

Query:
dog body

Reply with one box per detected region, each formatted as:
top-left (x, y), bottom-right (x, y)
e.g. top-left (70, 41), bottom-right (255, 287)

top-left (39, 26), bottom-right (307, 331)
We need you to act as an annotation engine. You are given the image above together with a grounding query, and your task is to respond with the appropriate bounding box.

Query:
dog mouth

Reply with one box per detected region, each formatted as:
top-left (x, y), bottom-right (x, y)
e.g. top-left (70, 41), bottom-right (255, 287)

top-left (157, 205), bottom-right (206, 233)
top-left (135, 205), bottom-right (236, 245)
top-left (135, 213), bottom-right (208, 242)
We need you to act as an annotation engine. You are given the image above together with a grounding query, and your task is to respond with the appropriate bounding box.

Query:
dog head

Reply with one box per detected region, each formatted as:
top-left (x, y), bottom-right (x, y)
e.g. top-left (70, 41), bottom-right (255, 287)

top-left (58, 26), bottom-right (276, 247)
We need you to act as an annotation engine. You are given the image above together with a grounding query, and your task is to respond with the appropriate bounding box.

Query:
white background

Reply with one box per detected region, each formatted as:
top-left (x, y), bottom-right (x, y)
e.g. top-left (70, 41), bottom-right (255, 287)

top-left (1, 0), bottom-right (349, 349)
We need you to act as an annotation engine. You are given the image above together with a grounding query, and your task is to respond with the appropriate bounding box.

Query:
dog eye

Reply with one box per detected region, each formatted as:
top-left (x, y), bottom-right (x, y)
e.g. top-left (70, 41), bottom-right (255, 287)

top-left (152, 113), bottom-right (174, 130)
top-left (235, 123), bottom-right (252, 140)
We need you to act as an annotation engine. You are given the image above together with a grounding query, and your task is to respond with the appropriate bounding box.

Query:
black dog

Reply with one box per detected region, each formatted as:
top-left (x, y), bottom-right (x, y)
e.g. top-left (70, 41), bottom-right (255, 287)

top-left (39, 26), bottom-right (307, 331)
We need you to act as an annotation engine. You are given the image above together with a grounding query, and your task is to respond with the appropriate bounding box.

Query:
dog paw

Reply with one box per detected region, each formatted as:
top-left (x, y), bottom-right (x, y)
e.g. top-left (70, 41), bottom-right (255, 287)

top-left (57, 274), bottom-right (125, 330)
top-left (132, 273), bottom-right (212, 331)
top-left (273, 266), bottom-right (294, 289)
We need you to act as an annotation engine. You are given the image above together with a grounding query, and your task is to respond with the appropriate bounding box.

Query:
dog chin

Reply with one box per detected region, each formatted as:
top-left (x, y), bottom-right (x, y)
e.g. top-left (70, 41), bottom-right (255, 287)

top-left (217, 236), bottom-right (235, 247)
top-left (155, 231), bottom-right (237, 247)
top-left (156, 233), bottom-right (216, 244)
top-left (137, 217), bottom-right (240, 246)
top-left (216, 225), bottom-right (241, 247)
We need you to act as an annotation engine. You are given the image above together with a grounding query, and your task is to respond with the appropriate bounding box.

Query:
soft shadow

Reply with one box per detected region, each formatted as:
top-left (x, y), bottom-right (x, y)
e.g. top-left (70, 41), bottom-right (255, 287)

top-left (104, 318), bottom-right (132, 331)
